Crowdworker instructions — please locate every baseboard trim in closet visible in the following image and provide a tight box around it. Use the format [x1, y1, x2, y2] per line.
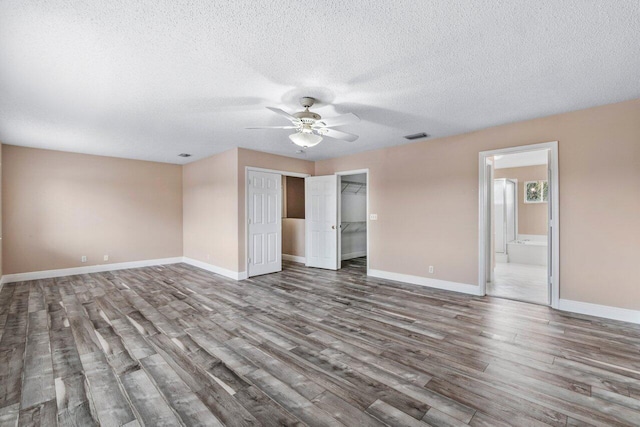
[282, 254, 306, 264]
[341, 251, 366, 260]
[368, 269, 482, 296]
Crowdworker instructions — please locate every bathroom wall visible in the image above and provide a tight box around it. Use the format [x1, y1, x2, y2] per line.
[495, 165, 548, 237]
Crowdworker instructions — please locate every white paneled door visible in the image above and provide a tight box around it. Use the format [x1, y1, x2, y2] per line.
[305, 175, 339, 270]
[248, 171, 281, 277]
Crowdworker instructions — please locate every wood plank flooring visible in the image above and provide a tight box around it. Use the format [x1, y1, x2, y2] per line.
[1, 257, 639, 426]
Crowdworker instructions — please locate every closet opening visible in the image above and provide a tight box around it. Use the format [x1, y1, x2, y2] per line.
[338, 171, 368, 271]
[282, 175, 306, 267]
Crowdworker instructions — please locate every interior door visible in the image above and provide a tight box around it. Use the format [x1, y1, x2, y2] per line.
[248, 170, 281, 277]
[305, 175, 339, 270]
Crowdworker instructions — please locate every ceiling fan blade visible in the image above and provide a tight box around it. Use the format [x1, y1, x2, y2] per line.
[320, 128, 359, 142]
[313, 112, 360, 128]
[265, 107, 299, 123]
[246, 125, 299, 129]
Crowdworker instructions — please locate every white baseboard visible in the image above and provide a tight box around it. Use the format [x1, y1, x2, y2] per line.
[0, 256, 249, 285]
[0, 257, 183, 284]
[182, 257, 247, 281]
[558, 299, 640, 324]
[368, 269, 482, 296]
[341, 251, 367, 261]
[282, 254, 306, 264]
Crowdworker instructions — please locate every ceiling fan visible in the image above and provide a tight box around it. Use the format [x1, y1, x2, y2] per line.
[247, 97, 360, 148]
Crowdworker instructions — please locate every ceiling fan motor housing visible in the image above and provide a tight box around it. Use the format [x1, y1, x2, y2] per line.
[293, 111, 321, 121]
[293, 96, 322, 122]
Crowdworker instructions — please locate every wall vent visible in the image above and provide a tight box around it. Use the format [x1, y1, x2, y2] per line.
[178, 153, 192, 157]
[403, 132, 429, 140]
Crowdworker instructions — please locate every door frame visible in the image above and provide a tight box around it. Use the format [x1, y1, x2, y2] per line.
[335, 169, 370, 274]
[245, 167, 311, 277]
[478, 141, 560, 308]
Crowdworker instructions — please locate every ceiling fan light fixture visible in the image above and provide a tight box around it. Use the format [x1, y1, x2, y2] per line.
[289, 132, 322, 148]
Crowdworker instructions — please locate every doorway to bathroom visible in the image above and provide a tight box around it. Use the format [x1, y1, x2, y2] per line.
[479, 142, 559, 307]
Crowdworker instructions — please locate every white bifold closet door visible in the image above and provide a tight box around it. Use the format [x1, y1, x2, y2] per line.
[305, 175, 339, 270]
[248, 170, 281, 277]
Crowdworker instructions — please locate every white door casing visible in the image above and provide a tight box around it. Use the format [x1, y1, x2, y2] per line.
[547, 149, 553, 306]
[248, 171, 281, 277]
[305, 175, 339, 270]
[478, 141, 560, 308]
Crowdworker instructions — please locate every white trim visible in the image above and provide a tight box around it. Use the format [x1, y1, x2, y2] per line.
[479, 141, 560, 309]
[369, 269, 482, 296]
[282, 254, 306, 263]
[245, 166, 312, 278]
[335, 169, 370, 275]
[558, 299, 640, 325]
[341, 251, 366, 261]
[246, 166, 309, 178]
[182, 257, 247, 280]
[0, 257, 183, 284]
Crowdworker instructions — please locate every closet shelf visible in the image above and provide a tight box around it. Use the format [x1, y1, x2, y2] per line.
[341, 181, 366, 194]
[341, 221, 367, 233]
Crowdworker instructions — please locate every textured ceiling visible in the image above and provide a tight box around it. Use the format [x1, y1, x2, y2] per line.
[1, 1, 639, 164]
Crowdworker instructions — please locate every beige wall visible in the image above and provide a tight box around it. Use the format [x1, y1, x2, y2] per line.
[3, 100, 639, 312]
[182, 148, 238, 271]
[2, 145, 183, 275]
[316, 99, 640, 310]
[0, 144, 2, 277]
[495, 165, 548, 236]
[285, 176, 305, 219]
[181, 147, 313, 273]
[237, 148, 314, 271]
[283, 218, 305, 257]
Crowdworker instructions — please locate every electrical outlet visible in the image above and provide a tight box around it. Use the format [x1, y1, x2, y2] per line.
[104, 255, 109, 261]
[81, 256, 87, 263]
[370, 214, 378, 220]
[429, 265, 434, 274]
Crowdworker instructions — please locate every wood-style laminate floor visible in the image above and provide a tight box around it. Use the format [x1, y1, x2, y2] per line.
[1, 258, 639, 426]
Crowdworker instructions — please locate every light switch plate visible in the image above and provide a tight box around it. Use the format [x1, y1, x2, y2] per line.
[370, 214, 378, 220]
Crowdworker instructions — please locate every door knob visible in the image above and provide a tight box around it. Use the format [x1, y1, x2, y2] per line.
[331, 225, 336, 229]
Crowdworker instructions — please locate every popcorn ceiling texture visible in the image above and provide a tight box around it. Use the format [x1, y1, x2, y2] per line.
[0, 1, 639, 163]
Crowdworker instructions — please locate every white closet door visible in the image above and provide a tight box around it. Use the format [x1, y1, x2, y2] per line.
[305, 175, 339, 270]
[248, 171, 281, 277]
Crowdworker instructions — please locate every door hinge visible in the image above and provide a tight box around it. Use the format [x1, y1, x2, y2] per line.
[248, 257, 251, 264]
[248, 218, 251, 224]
